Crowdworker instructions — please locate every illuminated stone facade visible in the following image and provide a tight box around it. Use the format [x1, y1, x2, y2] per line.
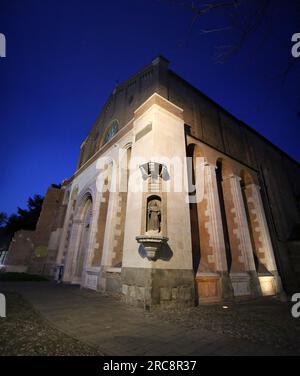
[6, 56, 300, 307]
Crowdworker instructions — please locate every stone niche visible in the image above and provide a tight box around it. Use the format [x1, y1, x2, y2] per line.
[136, 193, 169, 261]
[121, 267, 195, 309]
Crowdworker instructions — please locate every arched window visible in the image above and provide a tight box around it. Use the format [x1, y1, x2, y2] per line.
[103, 119, 119, 145]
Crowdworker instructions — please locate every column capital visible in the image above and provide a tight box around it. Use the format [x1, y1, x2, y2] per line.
[204, 161, 217, 169]
[244, 182, 261, 191]
[222, 174, 241, 182]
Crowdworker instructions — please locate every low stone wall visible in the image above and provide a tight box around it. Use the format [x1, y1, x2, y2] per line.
[5, 186, 67, 278]
[5, 230, 34, 272]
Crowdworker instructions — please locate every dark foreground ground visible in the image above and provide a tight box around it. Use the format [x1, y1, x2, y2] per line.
[0, 291, 102, 356]
[0, 281, 299, 356]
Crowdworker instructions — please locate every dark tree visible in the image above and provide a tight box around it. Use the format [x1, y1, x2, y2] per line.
[0, 212, 8, 228]
[3, 195, 44, 239]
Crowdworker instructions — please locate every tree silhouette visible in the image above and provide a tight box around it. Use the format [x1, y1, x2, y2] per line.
[2, 195, 44, 240]
[0, 212, 8, 228]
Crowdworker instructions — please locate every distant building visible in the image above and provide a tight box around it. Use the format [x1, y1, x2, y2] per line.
[5, 57, 300, 307]
[5, 185, 66, 275]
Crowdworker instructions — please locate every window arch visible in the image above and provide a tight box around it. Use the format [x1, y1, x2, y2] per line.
[103, 119, 119, 145]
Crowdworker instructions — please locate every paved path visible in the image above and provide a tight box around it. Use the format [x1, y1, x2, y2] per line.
[0, 282, 293, 356]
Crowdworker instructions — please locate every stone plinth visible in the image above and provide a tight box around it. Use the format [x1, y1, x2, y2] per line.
[121, 267, 195, 309]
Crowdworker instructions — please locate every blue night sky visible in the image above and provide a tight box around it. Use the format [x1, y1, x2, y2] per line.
[0, 0, 299, 215]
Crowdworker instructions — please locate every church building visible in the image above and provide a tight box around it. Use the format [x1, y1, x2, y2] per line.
[6, 56, 300, 308]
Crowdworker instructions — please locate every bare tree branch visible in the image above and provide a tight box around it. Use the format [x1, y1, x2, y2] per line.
[173, 0, 237, 46]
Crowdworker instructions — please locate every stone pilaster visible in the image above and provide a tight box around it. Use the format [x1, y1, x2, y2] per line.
[86, 206, 100, 266]
[56, 188, 78, 273]
[121, 93, 195, 309]
[63, 219, 82, 282]
[91, 179, 111, 268]
[222, 174, 260, 296]
[196, 163, 233, 301]
[203, 163, 229, 273]
[83, 194, 102, 290]
[244, 183, 282, 295]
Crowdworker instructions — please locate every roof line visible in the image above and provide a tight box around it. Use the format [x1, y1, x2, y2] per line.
[169, 69, 300, 168]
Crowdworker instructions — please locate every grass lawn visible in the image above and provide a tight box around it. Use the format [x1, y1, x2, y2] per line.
[0, 291, 102, 356]
[0, 272, 49, 282]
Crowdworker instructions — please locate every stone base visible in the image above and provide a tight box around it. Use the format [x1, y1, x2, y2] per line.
[249, 270, 262, 296]
[121, 267, 195, 309]
[71, 276, 82, 285]
[5, 265, 28, 273]
[41, 262, 57, 278]
[84, 269, 99, 290]
[258, 275, 276, 296]
[196, 273, 221, 303]
[230, 273, 250, 296]
[98, 267, 121, 293]
[196, 272, 234, 303]
[258, 270, 283, 297]
[64, 266, 121, 293]
[219, 271, 235, 300]
[230, 271, 261, 297]
[270, 270, 284, 295]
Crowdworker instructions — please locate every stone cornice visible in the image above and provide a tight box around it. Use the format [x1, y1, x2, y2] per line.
[72, 93, 184, 180]
[134, 92, 183, 121]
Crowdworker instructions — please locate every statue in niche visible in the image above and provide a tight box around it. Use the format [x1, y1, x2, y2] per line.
[147, 199, 161, 233]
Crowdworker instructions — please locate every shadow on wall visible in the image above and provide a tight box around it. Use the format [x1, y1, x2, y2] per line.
[138, 243, 173, 261]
